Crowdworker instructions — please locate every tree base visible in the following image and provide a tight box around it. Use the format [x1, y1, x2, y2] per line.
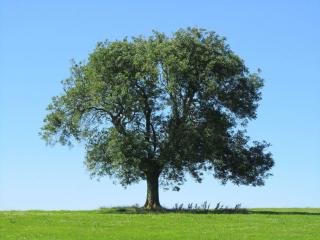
[143, 201, 162, 210]
[144, 172, 161, 210]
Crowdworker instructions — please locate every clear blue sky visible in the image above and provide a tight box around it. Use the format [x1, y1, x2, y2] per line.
[1, 0, 319, 210]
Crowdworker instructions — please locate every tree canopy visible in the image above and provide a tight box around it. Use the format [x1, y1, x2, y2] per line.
[41, 27, 274, 209]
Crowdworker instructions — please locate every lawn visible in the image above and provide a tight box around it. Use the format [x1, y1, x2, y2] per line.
[1, 208, 319, 240]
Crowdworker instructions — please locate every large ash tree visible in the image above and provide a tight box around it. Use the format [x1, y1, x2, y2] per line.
[41, 28, 274, 209]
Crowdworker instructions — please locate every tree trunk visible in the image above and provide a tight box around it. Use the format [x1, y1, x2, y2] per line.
[144, 172, 161, 209]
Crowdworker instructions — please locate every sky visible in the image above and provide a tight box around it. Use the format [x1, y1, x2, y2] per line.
[0, 0, 319, 210]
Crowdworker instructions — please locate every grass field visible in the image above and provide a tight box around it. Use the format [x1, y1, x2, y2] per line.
[1, 208, 319, 240]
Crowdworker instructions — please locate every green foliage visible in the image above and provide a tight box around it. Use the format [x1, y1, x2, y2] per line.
[41, 27, 274, 191]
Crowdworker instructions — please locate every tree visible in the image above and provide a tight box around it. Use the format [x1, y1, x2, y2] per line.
[41, 27, 274, 209]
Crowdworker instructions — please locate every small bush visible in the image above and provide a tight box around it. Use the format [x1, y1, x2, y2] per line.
[98, 202, 248, 214]
[171, 202, 248, 214]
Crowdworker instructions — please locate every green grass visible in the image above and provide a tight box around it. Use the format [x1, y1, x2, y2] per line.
[1, 208, 319, 239]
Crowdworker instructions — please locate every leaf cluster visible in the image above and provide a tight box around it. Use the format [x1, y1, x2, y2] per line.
[41, 27, 274, 189]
